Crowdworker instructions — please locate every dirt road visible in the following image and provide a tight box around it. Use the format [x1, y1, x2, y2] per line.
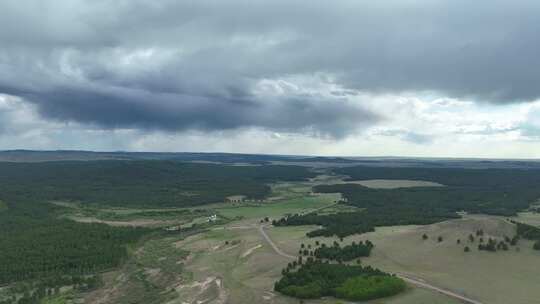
[258, 225, 296, 259]
[258, 224, 484, 304]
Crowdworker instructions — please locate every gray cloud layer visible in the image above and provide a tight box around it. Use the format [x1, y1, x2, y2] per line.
[1, 0, 539, 136]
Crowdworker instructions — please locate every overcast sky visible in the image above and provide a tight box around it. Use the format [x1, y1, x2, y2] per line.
[1, 0, 540, 158]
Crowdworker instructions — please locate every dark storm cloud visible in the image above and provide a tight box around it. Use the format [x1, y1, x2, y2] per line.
[0, 0, 539, 136]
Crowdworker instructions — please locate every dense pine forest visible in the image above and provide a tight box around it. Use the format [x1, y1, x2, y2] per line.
[0, 161, 316, 208]
[0, 161, 317, 303]
[275, 260, 405, 300]
[0, 217, 148, 284]
[276, 166, 540, 237]
[335, 166, 540, 215]
[312, 240, 374, 261]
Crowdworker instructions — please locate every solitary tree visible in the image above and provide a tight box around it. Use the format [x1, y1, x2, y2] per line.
[422, 234, 428, 240]
[437, 236, 443, 243]
[464, 246, 470, 252]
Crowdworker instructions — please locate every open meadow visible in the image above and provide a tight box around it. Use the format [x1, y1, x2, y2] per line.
[267, 214, 540, 304]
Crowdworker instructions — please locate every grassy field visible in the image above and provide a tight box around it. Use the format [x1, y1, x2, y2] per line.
[346, 179, 444, 189]
[170, 219, 462, 304]
[0, 200, 6, 212]
[512, 211, 540, 227]
[53, 201, 213, 228]
[211, 180, 341, 219]
[307, 174, 445, 189]
[214, 194, 339, 219]
[266, 215, 540, 304]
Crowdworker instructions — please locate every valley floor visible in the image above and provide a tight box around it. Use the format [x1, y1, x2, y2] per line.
[28, 178, 540, 304]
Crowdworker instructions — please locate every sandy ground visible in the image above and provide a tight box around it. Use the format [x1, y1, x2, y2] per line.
[67, 215, 178, 227]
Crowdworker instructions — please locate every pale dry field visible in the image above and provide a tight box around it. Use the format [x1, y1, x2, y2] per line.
[268, 215, 540, 304]
[175, 219, 462, 304]
[342, 179, 444, 189]
[512, 211, 540, 227]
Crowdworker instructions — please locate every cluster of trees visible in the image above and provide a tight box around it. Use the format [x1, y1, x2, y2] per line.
[477, 238, 509, 252]
[312, 241, 374, 262]
[423, 229, 520, 253]
[275, 259, 405, 301]
[334, 275, 407, 301]
[514, 221, 540, 250]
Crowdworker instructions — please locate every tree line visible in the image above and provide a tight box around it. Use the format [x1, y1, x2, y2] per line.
[513, 221, 540, 250]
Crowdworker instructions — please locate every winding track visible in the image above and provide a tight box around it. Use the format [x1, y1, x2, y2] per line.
[257, 224, 484, 304]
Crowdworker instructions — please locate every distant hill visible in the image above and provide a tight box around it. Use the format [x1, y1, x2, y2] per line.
[1, 150, 540, 169]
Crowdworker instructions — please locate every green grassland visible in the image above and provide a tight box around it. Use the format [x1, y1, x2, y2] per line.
[215, 193, 339, 219]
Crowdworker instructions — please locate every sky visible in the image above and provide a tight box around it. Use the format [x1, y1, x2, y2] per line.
[1, 0, 540, 158]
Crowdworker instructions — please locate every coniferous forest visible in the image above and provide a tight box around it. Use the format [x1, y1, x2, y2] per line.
[275, 259, 405, 301]
[0, 161, 317, 303]
[275, 166, 540, 237]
